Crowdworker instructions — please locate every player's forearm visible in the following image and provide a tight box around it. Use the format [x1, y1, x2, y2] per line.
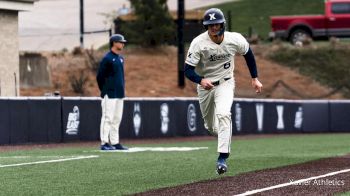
[243, 47, 258, 78]
[184, 63, 203, 84]
[96, 62, 108, 90]
[96, 73, 104, 90]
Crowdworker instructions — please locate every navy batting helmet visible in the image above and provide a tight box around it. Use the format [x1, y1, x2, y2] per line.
[109, 34, 127, 47]
[203, 8, 226, 35]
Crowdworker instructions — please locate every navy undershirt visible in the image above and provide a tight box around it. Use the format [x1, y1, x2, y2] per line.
[243, 47, 258, 78]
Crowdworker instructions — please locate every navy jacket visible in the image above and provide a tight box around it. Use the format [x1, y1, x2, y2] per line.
[96, 51, 125, 98]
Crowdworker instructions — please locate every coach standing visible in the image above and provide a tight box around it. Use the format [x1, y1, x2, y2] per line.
[96, 34, 128, 151]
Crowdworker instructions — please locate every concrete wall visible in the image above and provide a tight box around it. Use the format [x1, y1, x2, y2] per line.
[20, 53, 51, 88]
[0, 0, 37, 96]
[0, 10, 19, 96]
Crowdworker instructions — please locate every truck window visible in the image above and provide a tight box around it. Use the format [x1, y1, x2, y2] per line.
[331, 3, 350, 14]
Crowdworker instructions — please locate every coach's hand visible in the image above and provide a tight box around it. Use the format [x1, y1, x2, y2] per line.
[200, 78, 214, 90]
[252, 78, 263, 93]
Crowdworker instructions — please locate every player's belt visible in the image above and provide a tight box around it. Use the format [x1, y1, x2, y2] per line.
[212, 78, 231, 86]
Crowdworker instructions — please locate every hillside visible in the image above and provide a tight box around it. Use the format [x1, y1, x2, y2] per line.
[20, 45, 344, 99]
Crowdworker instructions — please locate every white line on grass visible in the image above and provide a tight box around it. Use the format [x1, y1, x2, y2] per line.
[89, 147, 209, 153]
[0, 155, 99, 168]
[0, 155, 86, 159]
[235, 168, 350, 196]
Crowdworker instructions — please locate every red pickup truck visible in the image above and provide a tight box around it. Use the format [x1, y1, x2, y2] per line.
[270, 0, 350, 44]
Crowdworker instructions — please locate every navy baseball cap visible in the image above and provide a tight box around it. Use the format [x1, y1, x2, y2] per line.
[110, 34, 127, 43]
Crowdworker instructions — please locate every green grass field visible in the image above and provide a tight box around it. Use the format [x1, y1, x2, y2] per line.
[0, 133, 349, 195]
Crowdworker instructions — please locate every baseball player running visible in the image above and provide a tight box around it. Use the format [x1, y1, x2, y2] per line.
[185, 8, 262, 174]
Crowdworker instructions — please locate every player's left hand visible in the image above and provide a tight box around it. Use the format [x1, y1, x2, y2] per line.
[251, 78, 262, 93]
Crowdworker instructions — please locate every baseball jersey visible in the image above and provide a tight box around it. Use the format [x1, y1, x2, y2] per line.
[185, 31, 249, 82]
[97, 51, 125, 98]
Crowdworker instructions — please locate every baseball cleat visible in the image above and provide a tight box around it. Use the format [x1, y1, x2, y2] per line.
[216, 158, 227, 175]
[100, 143, 116, 151]
[112, 143, 128, 150]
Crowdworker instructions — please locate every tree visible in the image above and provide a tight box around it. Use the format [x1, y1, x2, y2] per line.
[122, 0, 175, 47]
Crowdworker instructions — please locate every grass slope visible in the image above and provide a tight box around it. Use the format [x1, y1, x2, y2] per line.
[268, 45, 350, 97]
[210, 0, 324, 39]
[0, 134, 349, 195]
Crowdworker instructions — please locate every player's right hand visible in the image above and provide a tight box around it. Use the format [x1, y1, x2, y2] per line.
[251, 78, 263, 93]
[200, 78, 214, 90]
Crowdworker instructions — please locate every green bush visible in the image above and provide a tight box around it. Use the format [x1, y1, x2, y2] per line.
[122, 0, 175, 47]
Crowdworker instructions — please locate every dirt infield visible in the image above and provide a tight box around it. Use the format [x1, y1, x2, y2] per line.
[135, 154, 350, 196]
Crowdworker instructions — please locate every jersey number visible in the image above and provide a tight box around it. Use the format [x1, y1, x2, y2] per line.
[224, 62, 231, 69]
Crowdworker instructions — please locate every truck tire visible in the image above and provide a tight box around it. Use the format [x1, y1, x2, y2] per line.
[289, 29, 311, 45]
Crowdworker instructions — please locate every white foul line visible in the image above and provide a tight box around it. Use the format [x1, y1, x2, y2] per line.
[235, 168, 350, 196]
[109, 147, 209, 153]
[87, 147, 209, 153]
[0, 155, 99, 168]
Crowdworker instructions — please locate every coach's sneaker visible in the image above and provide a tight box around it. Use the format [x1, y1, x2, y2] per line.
[112, 143, 128, 150]
[216, 158, 227, 175]
[100, 143, 116, 151]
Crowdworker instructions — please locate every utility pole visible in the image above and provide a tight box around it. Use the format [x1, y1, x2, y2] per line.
[177, 0, 185, 87]
[80, 0, 84, 48]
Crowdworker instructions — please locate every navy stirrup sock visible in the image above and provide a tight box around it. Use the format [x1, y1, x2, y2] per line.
[218, 153, 229, 160]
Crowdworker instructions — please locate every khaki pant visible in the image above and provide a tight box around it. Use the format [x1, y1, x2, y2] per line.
[100, 95, 124, 145]
[197, 79, 234, 153]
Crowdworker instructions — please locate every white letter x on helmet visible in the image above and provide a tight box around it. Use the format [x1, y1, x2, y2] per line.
[203, 8, 226, 26]
[209, 13, 216, 20]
